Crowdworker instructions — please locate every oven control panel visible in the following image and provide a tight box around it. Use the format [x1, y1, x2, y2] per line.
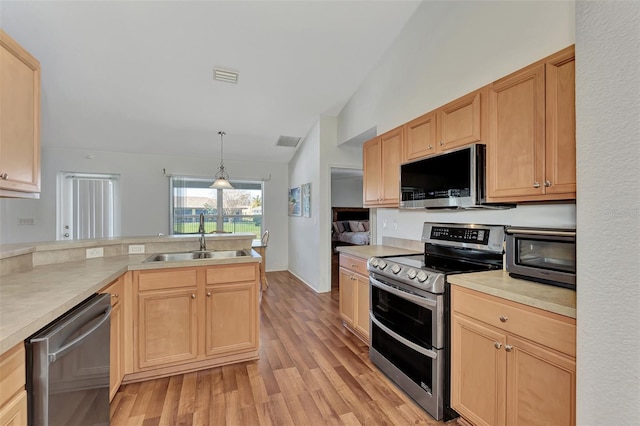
[367, 257, 445, 294]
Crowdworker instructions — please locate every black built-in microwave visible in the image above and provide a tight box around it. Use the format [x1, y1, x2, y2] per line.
[400, 144, 498, 209]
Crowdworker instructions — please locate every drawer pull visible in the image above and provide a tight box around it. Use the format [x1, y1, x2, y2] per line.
[191, 294, 196, 299]
[111, 293, 119, 298]
[499, 315, 508, 323]
[207, 292, 212, 297]
[351, 263, 356, 267]
[494, 342, 502, 349]
[505, 345, 513, 352]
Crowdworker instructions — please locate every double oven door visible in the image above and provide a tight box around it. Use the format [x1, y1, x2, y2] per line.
[369, 274, 444, 420]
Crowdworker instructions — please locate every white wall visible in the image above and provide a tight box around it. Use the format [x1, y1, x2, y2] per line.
[575, 1, 640, 424]
[331, 173, 363, 207]
[0, 146, 289, 272]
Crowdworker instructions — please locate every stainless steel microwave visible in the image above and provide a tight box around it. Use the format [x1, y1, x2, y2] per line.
[400, 144, 490, 209]
[505, 227, 576, 289]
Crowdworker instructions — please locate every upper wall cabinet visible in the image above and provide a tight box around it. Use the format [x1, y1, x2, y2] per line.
[363, 127, 403, 207]
[0, 30, 41, 198]
[487, 46, 575, 202]
[403, 88, 487, 163]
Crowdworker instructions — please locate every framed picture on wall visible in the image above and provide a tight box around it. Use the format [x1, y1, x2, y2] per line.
[301, 183, 311, 217]
[289, 186, 301, 216]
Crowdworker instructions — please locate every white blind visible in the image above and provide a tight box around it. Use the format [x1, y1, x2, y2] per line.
[70, 176, 116, 239]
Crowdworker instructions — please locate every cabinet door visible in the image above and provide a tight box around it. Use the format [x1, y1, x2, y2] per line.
[137, 289, 198, 369]
[488, 64, 545, 200]
[404, 112, 437, 161]
[362, 138, 382, 206]
[545, 47, 576, 196]
[451, 314, 507, 426]
[0, 30, 40, 195]
[439, 89, 484, 152]
[506, 335, 576, 426]
[353, 274, 370, 340]
[0, 391, 27, 426]
[204, 282, 258, 357]
[109, 302, 123, 400]
[379, 128, 402, 205]
[338, 267, 355, 326]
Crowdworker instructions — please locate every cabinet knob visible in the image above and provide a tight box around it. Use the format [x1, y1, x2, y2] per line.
[207, 292, 212, 297]
[533, 181, 541, 188]
[544, 180, 552, 187]
[351, 263, 356, 267]
[428, 144, 433, 149]
[0, 172, 7, 180]
[191, 294, 196, 299]
[494, 342, 502, 349]
[439, 140, 444, 146]
[505, 345, 513, 352]
[499, 315, 508, 323]
[112, 293, 119, 299]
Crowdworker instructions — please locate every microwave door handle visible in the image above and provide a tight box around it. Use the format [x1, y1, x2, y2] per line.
[370, 276, 437, 309]
[370, 314, 438, 359]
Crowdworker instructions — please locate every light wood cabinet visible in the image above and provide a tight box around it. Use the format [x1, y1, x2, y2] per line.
[129, 263, 259, 381]
[135, 269, 199, 370]
[204, 264, 258, 357]
[451, 285, 576, 426]
[363, 127, 402, 207]
[338, 253, 370, 342]
[403, 88, 486, 163]
[0, 344, 27, 426]
[99, 276, 125, 401]
[487, 46, 575, 202]
[0, 30, 40, 198]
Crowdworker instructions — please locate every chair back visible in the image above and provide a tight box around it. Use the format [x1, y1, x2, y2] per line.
[261, 230, 269, 246]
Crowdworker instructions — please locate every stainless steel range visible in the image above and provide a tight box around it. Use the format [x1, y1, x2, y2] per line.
[367, 222, 505, 421]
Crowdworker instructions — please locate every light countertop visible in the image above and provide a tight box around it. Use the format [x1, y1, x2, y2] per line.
[0, 250, 261, 354]
[448, 270, 576, 318]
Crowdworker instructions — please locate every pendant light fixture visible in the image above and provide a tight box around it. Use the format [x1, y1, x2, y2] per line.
[210, 131, 233, 189]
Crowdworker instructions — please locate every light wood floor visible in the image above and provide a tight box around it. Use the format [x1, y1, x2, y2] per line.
[110, 271, 447, 426]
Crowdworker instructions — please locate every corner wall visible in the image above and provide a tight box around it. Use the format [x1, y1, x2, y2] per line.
[575, 1, 640, 423]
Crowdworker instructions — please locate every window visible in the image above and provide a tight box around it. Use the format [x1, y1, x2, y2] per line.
[170, 177, 263, 238]
[57, 172, 121, 240]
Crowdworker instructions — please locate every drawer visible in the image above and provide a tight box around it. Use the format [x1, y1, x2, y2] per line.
[101, 276, 124, 307]
[138, 268, 197, 292]
[0, 344, 25, 408]
[339, 254, 368, 276]
[206, 264, 257, 285]
[452, 285, 576, 357]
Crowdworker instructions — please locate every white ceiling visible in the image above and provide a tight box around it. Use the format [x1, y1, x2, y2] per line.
[1, 1, 421, 163]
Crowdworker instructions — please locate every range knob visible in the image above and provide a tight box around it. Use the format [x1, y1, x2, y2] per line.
[406, 269, 417, 279]
[378, 260, 387, 270]
[416, 271, 428, 282]
[390, 264, 401, 274]
[370, 258, 379, 268]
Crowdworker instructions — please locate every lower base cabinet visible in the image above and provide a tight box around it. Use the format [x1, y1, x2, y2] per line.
[451, 285, 576, 426]
[0, 344, 27, 426]
[338, 253, 370, 342]
[128, 262, 260, 382]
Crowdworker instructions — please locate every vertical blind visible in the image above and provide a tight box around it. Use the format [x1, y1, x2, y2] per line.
[70, 175, 117, 239]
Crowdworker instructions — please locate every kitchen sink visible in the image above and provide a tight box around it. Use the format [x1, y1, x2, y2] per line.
[143, 250, 251, 263]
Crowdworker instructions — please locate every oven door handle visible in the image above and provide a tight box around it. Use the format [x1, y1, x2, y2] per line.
[370, 313, 438, 359]
[370, 276, 437, 309]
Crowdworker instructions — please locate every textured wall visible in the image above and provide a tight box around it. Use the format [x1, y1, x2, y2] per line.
[576, 1, 640, 424]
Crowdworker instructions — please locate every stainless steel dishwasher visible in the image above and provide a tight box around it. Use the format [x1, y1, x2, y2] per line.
[26, 293, 111, 426]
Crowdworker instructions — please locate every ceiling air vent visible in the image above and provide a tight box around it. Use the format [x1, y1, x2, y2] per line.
[276, 136, 301, 148]
[213, 68, 238, 84]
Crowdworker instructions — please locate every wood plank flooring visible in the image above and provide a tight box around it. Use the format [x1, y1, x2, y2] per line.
[110, 271, 448, 426]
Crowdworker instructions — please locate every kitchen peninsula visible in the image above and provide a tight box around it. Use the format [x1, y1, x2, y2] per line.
[0, 233, 262, 415]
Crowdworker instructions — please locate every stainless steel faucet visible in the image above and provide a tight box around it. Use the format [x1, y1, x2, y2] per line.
[198, 213, 206, 251]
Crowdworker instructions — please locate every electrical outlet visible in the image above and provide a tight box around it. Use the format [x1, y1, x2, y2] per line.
[128, 244, 145, 254]
[86, 247, 104, 259]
